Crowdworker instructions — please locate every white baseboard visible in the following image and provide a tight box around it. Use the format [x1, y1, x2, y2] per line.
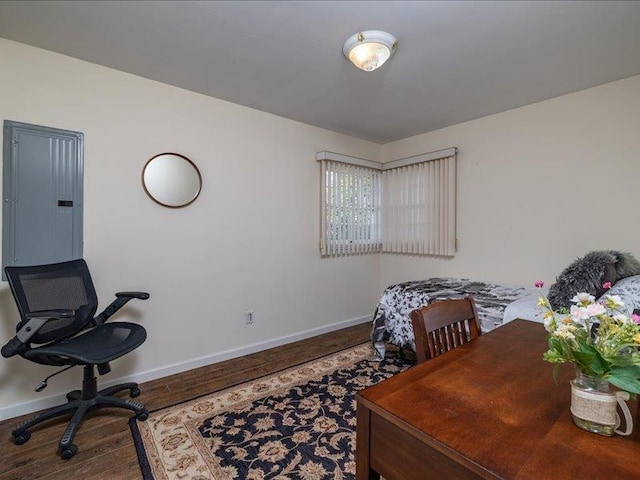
[0, 315, 371, 421]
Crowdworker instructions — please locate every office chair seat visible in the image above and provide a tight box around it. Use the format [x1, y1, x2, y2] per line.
[24, 322, 147, 365]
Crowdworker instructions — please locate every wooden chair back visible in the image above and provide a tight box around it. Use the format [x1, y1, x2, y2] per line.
[410, 297, 482, 363]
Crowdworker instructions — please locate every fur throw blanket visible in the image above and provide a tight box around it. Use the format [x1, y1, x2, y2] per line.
[547, 250, 640, 309]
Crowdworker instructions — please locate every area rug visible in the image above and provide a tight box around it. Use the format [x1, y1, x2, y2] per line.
[130, 343, 411, 480]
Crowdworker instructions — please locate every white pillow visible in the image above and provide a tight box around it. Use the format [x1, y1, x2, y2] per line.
[602, 275, 640, 315]
[503, 289, 547, 324]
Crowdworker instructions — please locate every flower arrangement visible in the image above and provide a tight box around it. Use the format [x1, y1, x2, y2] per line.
[536, 281, 640, 395]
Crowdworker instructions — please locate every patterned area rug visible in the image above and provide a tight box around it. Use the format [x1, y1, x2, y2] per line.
[130, 343, 411, 480]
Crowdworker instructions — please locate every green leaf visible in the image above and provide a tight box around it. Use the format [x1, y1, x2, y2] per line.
[569, 342, 609, 376]
[548, 337, 563, 352]
[605, 355, 633, 368]
[589, 350, 609, 376]
[572, 350, 595, 371]
[610, 365, 640, 377]
[578, 342, 598, 355]
[543, 350, 565, 363]
[608, 370, 640, 395]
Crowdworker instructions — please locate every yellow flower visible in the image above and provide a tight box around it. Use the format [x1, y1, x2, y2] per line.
[537, 297, 549, 308]
[633, 333, 640, 344]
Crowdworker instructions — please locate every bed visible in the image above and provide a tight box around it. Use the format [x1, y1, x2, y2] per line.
[371, 277, 542, 359]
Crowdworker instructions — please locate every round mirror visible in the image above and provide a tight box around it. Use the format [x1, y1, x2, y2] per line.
[142, 153, 202, 208]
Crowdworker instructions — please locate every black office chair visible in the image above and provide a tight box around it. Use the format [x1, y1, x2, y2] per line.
[1, 259, 149, 459]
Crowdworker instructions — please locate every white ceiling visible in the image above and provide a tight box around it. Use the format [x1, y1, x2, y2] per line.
[1, 1, 639, 144]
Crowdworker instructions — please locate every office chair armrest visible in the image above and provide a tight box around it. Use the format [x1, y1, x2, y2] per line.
[116, 291, 150, 300]
[1, 309, 74, 358]
[94, 291, 150, 325]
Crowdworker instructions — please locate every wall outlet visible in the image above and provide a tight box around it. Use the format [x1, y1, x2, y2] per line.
[245, 310, 254, 325]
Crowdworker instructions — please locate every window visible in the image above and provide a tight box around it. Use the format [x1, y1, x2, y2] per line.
[381, 155, 456, 256]
[318, 148, 456, 257]
[319, 160, 381, 256]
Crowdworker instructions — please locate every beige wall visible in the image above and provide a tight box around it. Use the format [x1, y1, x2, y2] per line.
[0, 39, 382, 418]
[380, 74, 640, 289]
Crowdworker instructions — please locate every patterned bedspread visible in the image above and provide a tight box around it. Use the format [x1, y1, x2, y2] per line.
[371, 277, 530, 359]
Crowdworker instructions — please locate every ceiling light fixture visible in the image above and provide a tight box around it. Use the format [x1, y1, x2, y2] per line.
[342, 30, 398, 72]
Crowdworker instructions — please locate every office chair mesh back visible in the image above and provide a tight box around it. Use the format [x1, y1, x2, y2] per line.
[6, 260, 98, 345]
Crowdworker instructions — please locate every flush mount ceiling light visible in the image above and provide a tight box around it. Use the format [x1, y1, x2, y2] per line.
[342, 30, 398, 72]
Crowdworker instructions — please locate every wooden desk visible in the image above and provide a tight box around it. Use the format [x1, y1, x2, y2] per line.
[356, 320, 640, 480]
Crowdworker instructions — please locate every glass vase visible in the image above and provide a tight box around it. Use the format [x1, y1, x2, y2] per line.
[570, 370, 617, 436]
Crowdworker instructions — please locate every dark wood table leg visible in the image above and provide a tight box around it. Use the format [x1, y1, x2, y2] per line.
[356, 401, 380, 480]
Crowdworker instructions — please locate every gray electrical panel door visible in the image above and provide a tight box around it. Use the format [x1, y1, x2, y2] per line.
[2, 121, 84, 277]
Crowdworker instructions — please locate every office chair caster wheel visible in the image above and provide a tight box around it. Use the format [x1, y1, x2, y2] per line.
[61, 444, 77, 459]
[13, 431, 31, 445]
[130, 387, 141, 398]
[137, 411, 149, 421]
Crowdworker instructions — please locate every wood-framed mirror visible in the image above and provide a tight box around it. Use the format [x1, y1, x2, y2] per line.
[142, 153, 202, 208]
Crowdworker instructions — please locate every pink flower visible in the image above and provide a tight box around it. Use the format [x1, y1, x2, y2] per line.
[602, 282, 612, 289]
[534, 281, 544, 288]
[632, 313, 640, 325]
[585, 303, 606, 317]
[571, 305, 588, 321]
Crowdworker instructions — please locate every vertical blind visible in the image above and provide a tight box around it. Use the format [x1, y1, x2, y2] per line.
[319, 149, 456, 257]
[381, 155, 456, 256]
[320, 160, 381, 256]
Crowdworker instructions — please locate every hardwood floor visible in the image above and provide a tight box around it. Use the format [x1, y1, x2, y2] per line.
[0, 323, 371, 480]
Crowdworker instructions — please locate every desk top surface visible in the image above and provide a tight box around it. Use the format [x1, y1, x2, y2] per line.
[357, 320, 640, 480]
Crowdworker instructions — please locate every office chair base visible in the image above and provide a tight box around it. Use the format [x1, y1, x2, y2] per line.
[11, 367, 148, 459]
[65, 383, 140, 402]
